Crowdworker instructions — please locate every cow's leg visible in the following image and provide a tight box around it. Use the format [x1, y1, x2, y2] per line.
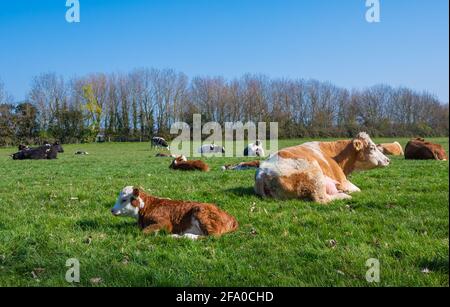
[342, 181, 361, 194]
[142, 222, 173, 235]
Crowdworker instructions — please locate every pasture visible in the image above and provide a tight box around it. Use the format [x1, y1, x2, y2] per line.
[0, 138, 448, 287]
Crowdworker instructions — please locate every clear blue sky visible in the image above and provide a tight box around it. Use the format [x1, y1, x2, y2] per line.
[0, 0, 448, 102]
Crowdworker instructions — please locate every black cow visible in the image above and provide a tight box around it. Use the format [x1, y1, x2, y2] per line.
[11, 142, 64, 160]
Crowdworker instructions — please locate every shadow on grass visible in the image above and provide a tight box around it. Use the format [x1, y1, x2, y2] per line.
[75, 219, 102, 231]
[226, 186, 255, 197]
[75, 219, 137, 232]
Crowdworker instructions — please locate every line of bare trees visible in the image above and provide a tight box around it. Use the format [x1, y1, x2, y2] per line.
[0, 69, 448, 146]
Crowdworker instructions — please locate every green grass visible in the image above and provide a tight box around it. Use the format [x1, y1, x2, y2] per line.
[0, 138, 448, 287]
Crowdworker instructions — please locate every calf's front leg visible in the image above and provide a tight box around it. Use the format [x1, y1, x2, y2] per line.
[142, 222, 173, 235]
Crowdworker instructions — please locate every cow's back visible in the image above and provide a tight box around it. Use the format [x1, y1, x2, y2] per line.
[276, 142, 347, 183]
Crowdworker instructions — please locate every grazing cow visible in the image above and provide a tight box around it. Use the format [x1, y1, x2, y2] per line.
[170, 156, 210, 172]
[75, 151, 89, 155]
[222, 160, 261, 171]
[255, 132, 390, 204]
[244, 140, 265, 157]
[11, 142, 64, 160]
[151, 137, 170, 150]
[377, 142, 404, 156]
[111, 186, 238, 239]
[405, 138, 447, 161]
[198, 144, 225, 154]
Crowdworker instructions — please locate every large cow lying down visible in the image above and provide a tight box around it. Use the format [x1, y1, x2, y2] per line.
[11, 142, 64, 160]
[255, 132, 390, 204]
[111, 187, 238, 239]
[377, 142, 404, 156]
[405, 138, 447, 161]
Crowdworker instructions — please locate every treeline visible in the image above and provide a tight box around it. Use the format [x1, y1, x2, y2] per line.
[0, 69, 448, 146]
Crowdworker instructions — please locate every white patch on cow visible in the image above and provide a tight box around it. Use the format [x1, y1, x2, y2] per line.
[138, 197, 145, 209]
[183, 216, 206, 236]
[111, 186, 139, 219]
[259, 157, 315, 178]
[303, 142, 330, 167]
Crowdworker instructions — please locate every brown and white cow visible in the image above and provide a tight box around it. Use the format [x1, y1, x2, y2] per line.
[405, 138, 448, 161]
[255, 132, 390, 204]
[377, 142, 404, 156]
[170, 155, 210, 172]
[111, 186, 238, 240]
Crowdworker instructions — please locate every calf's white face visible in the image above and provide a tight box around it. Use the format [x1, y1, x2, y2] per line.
[111, 186, 139, 219]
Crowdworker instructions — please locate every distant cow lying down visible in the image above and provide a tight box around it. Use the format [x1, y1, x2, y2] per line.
[222, 160, 260, 171]
[405, 138, 447, 161]
[199, 144, 225, 154]
[377, 142, 404, 156]
[111, 186, 238, 239]
[255, 132, 390, 204]
[11, 142, 64, 160]
[170, 156, 210, 172]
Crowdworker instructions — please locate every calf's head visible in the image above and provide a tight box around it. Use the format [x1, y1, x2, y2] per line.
[170, 155, 188, 168]
[111, 186, 144, 219]
[353, 132, 390, 170]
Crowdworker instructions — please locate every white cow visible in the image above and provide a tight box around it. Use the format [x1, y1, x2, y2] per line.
[244, 140, 265, 157]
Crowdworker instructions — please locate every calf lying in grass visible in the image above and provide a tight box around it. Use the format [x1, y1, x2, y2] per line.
[111, 186, 238, 240]
[222, 160, 260, 171]
[169, 155, 210, 172]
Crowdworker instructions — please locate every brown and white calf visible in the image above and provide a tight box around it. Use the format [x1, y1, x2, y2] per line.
[255, 132, 390, 204]
[377, 142, 404, 156]
[111, 186, 238, 239]
[170, 155, 210, 172]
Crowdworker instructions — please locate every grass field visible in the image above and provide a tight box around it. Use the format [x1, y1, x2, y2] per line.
[0, 138, 448, 287]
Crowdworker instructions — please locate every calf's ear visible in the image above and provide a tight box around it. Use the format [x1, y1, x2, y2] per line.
[353, 139, 364, 152]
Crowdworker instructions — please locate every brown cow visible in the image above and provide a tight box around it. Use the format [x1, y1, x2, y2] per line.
[377, 142, 404, 156]
[405, 138, 447, 161]
[169, 155, 210, 172]
[255, 132, 390, 204]
[111, 186, 238, 239]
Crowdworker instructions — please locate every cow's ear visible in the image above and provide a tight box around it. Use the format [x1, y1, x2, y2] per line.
[132, 188, 140, 198]
[353, 139, 364, 152]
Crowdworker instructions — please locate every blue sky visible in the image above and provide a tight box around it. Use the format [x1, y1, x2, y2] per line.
[0, 0, 448, 102]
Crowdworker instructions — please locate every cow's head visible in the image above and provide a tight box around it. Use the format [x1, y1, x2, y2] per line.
[111, 186, 143, 218]
[169, 155, 188, 168]
[353, 132, 390, 170]
[53, 142, 64, 153]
